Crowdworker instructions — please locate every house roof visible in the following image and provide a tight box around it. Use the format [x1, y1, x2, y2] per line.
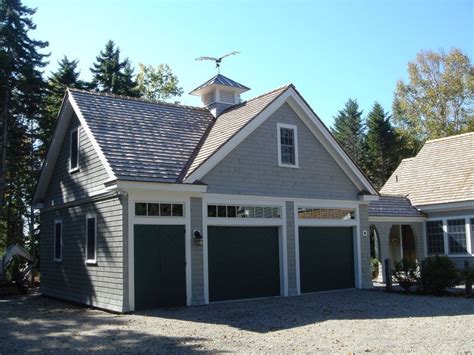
[184, 85, 290, 178]
[368, 195, 425, 218]
[189, 74, 250, 95]
[381, 132, 474, 206]
[69, 89, 215, 183]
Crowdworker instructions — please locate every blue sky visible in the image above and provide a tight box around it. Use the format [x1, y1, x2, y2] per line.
[25, 0, 473, 127]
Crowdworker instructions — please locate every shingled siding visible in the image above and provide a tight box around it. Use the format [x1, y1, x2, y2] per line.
[44, 114, 110, 207]
[202, 103, 359, 200]
[190, 197, 205, 305]
[358, 204, 373, 288]
[40, 195, 125, 312]
[285, 201, 297, 296]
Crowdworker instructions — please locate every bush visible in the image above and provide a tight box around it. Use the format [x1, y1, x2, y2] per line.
[393, 258, 419, 291]
[371, 258, 379, 279]
[419, 256, 460, 295]
[461, 264, 474, 296]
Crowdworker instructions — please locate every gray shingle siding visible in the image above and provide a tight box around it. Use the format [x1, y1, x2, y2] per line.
[202, 103, 359, 199]
[358, 204, 372, 288]
[285, 201, 297, 295]
[190, 197, 205, 305]
[44, 114, 110, 207]
[40, 195, 125, 312]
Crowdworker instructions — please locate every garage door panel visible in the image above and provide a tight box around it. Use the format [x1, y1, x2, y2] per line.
[299, 227, 355, 293]
[134, 225, 186, 309]
[208, 226, 280, 302]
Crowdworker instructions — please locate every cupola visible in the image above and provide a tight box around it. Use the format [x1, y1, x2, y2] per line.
[189, 74, 250, 117]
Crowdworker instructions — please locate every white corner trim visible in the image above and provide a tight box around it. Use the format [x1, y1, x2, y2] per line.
[68, 93, 116, 181]
[277, 123, 299, 168]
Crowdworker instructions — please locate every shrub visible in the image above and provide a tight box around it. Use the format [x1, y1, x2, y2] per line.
[419, 256, 460, 295]
[461, 264, 474, 296]
[371, 258, 379, 279]
[393, 258, 419, 291]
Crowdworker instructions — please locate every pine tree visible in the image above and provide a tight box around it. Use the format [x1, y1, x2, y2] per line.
[331, 99, 365, 167]
[90, 40, 138, 96]
[364, 102, 400, 189]
[42, 56, 84, 153]
[0, 0, 48, 249]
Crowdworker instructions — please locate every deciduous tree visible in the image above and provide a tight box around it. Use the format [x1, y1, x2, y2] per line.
[136, 63, 183, 101]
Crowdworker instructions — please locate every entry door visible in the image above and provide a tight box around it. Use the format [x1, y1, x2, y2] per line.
[208, 226, 280, 302]
[299, 227, 355, 293]
[134, 225, 186, 309]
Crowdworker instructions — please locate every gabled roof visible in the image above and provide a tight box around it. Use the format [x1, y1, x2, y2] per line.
[185, 85, 290, 178]
[189, 74, 250, 95]
[381, 132, 474, 206]
[368, 195, 425, 218]
[69, 89, 214, 183]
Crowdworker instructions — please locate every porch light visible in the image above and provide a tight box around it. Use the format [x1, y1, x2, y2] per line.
[193, 230, 203, 246]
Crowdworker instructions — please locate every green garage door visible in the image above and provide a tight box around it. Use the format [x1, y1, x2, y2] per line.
[299, 227, 355, 293]
[208, 226, 280, 302]
[134, 225, 186, 310]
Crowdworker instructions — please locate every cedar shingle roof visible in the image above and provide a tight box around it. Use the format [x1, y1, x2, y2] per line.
[368, 195, 424, 217]
[381, 132, 474, 206]
[69, 86, 288, 183]
[184, 85, 290, 178]
[69, 89, 214, 183]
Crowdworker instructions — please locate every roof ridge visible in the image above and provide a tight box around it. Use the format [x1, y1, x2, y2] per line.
[67, 88, 209, 111]
[242, 83, 292, 104]
[379, 194, 410, 199]
[425, 131, 474, 144]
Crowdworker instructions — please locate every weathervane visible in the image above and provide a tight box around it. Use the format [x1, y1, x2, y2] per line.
[195, 51, 240, 74]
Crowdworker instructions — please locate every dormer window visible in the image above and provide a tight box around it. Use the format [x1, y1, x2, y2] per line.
[70, 127, 79, 172]
[277, 123, 299, 168]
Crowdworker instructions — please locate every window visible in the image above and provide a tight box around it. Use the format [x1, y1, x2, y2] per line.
[207, 204, 281, 218]
[134, 202, 184, 217]
[86, 214, 97, 264]
[447, 219, 467, 254]
[54, 220, 62, 262]
[426, 220, 444, 255]
[298, 208, 355, 220]
[277, 123, 298, 167]
[69, 127, 79, 172]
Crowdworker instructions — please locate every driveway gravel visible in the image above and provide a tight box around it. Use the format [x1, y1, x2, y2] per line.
[0, 290, 472, 353]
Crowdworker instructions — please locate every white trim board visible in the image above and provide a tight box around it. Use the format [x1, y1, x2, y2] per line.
[184, 86, 377, 196]
[369, 216, 426, 223]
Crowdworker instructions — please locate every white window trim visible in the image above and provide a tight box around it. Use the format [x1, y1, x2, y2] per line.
[53, 219, 63, 262]
[85, 213, 97, 264]
[69, 127, 80, 173]
[426, 215, 474, 257]
[277, 123, 299, 168]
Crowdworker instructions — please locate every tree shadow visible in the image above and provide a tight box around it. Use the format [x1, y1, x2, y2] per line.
[138, 289, 474, 334]
[0, 295, 209, 353]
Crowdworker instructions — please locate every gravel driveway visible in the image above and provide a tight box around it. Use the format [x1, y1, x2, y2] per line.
[0, 290, 472, 353]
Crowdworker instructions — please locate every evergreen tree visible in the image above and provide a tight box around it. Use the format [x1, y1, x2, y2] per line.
[0, 0, 48, 250]
[42, 56, 84, 153]
[331, 99, 365, 167]
[90, 40, 138, 96]
[364, 102, 400, 189]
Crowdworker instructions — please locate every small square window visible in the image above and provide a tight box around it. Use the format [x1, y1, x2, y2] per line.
[217, 205, 227, 218]
[172, 204, 183, 217]
[227, 206, 237, 218]
[135, 203, 147, 216]
[208, 205, 217, 217]
[160, 203, 172, 216]
[148, 203, 160, 216]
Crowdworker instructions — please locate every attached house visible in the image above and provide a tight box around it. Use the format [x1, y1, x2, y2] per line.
[369, 132, 474, 278]
[33, 73, 381, 312]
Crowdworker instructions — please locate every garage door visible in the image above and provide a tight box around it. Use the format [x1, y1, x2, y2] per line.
[208, 226, 280, 302]
[134, 225, 186, 309]
[299, 227, 355, 293]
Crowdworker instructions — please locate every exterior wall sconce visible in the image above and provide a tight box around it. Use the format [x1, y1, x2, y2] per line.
[193, 230, 203, 246]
